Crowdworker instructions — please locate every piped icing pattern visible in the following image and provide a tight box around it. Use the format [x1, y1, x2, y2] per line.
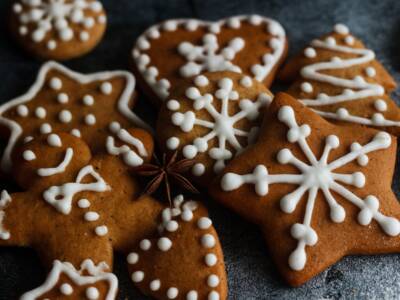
[0, 191, 12, 240]
[20, 259, 117, 300]
[132, 15, 286, 100]
[221, 105, 400, 271]
[12, 0, 106, 51]
[127, 195, 225, 300]
[0, 61, 151, 173]
[294, 24, 400, 128]
[165, 74, 272, 177]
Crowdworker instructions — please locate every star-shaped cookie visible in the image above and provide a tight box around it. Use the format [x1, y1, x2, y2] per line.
[209, 92, 400, 286]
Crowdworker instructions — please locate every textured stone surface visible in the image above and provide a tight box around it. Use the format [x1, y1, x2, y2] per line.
[0, 0, 400, 299]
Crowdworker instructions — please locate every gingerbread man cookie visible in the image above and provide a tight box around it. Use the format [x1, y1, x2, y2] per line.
[127, 195, 227, 300]
[131, 15, 287, 105]
[9, 0, 107, 60]
[0, 61, 151, 173]
[0, 131, 162, 298]
[279, 24, 400, 136]
[210, 92, 400, 286]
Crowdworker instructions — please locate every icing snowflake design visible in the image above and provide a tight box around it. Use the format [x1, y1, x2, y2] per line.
[299, 24, 400, 127]
[13, 0, 106, 50]
[221, 105, 400, 271]
[177, 33, 244, 77]
[166, 75, 271, 176]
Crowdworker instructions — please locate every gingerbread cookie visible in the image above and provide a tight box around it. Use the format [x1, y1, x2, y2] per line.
[131, 15, 287, 105]
[279, 24, 400, 136]
[9, 0, 107, 60]
[127, 195, 227, 300]
[209, 92, 400, 286]
[156, 71, 273, 186]
[0, 61, 151, 173]
[0, 132, 163, 298]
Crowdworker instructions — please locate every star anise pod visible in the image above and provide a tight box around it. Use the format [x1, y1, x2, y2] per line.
[132, 151, 199, 205]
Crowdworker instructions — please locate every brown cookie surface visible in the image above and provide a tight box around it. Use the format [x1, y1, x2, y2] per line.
[156, 71, 273, 186]
[209, 92, 400, 286]
[279, 24, 400, 136]
[131, 15, 287, 105]
[9, 0, 107, 60]
[127, 195, 227, 300]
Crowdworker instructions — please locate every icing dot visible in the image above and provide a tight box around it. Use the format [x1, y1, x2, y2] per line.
[185, 20, 199, 31]
[40, 123, 52, 134]
[345, 36, 354, 45]
[35, 107, 46, 119]
[166, 137, 179, 150]
[207, 274, 220, 287]
[13, 3, 22, 13]
[167, 100, 180, 111]
[84, 17, 95, 28]
[163, 20, 178, 31]
[80, 31, 90, 41]
[201, 234, 216, 248]
[85, 114, 96, 125]
[249, 15, 262, 26]
[334, 23, 349, 35]
[149, 279, 161, 291]
[304, 47, 316, 58]
[98, 15, 107, 24]
[140, 239, 151, 250]
[70, 129, 81, 138]
[100, 82, 112, 95]
[47, 134, 62, 147]
[194, 75, 209, 87]
[192, 163, 205, 176]
[60, 283, 73, 295]
[49, 77, 62, 90]
[131, 271, 144, 283]
[181, 210, 193, 221]
[57, 93, 69, 104]
[157, 237, 172, 251]
[197, 217, 212, 229]
[374, 99, 387, 112]
[83, 95, 95, 106]
[365, 67, 376, 77]
[186, 290, 198, 300]
[19, 26, 28, 35]
[208, 291, 220, 300]
[24, 136, 34, 143]
[95, 225, 108, 236]
[301, 82, 313, 93]
[86, 287, 99, 300]
[59, 110, 72, 123]
[84, 211, 100, 221]
[240, 76, 253, 88]
[23, 150, 36, 161]
[17, 105, 29, 117]
[227, 17, 241, 29]
[127, 252, 139, 264]
[325, 36, 336, 46]
[167, 287, 179, 299]
[205, 253, 217, 266]
[47, 40, 57, 50]
[78, 198, 90, 208]
[165, 220, 179, 232]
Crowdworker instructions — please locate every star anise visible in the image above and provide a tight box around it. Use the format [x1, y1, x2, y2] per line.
[132, 151, 199, 205]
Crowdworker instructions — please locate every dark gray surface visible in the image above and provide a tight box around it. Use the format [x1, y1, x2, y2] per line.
[1, 0, 400, 299]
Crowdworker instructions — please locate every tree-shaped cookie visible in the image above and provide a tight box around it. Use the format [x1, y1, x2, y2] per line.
[157, 71, 273, 186]
[127, 195, 227, 300]
[0, 61, 151, 173]
[209, 92, 400, 286]
[9, 0, 107, 60]
[131, 15, 287, 105]
[0, 131, 162, 298]
[279, 24, 400, 136]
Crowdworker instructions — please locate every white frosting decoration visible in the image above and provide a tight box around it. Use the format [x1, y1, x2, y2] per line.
[167, 287, 179, 299]
[167, 75, 271, 176]
[298, 24, 400, 128]
[43, 165, 110, 214]
[0, 61, 152, 173]
[106, 122, 148, 167]
[221, 105, 400, 271]
[83, 94, 95, 106]
[78, 198, 90, 208]
[23, 150, 36, 161]
[304, 47, 316, 58]
[35, 106, 46, 118]
[95, 225, 108, 236]
[59, 109, 72, 123]
[47, 133, 62, 147]
[57, 92, 69, 103]
[84, 211, 99, 221]
[85, 114, 96, 125]
[13, 0, 105, 50]
[24, 136, 34, 143]
[20, 259, 117, 300]
[132, 15, 286, 100]
[100, 82, 113, 95]
[150, 279, 161, 291]
[0, 191, 12, 240]
[71, 128, 81, 137]
[37, 147, 73, 176]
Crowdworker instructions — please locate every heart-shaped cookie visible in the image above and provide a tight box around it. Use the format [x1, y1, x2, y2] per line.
[131, 15, 287, 105]
[127, 195, 227, 300]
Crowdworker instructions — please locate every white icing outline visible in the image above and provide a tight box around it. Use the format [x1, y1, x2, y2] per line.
[0, 61, 152, 173]
[20, 259, 118, 300]
[0, 190, 12, 240]
[221, 105, 400, 271]
[132, 15, 286, 100]
[37, 147, 73, 176]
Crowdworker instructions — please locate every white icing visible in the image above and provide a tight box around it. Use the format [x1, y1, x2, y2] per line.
[149, 279, 161, 291]
[57, 93, 69, 103]
[0, 191, 12, 240]
[83, 95, 95, 106]
[95, 225, 108, 236]
[35, 106, 46, 119]
[84, 114, 96, 125]
[59, 109, 72, 123]
[334, 23, 349, 35]
[157, 237, 172, 251]
[221, 105, 400, 271]
[187, 290, 198, 300]
[201, 234, 216, 248]
[100, 82, 113, 95]
[166, 137, 180, 150]
[20, 259, 117, 300]
[17, 104, 29, 117]
[24, 136, 34, 143]
[240, 76, 252, 88]
[37, 147, 73, 177]
[50, 77, 62, 90]
[133, 15, 286, 100]
[169, 76, 271, 175]
[43, 165, 110, 214]
[47, 133, 62, 147]
[140, 239, 151, 250]
[78, 198, 90, 208]
[374, 99, 387, 112]
[197, 217, 212, 229]
[207, 274, 219, 287]
[84, 211, 99, 221]
[131, 271, 144, 283]
[205, 253, 217, 266]
[304, 47, 316, 58]
[127, 252, 139, 264]
[23, 150, 36, 161]
[71, 128, 81, 137]
[208, 291, 220, 300]
[0, 61, 152, 173]
[167, 287, 179, 299]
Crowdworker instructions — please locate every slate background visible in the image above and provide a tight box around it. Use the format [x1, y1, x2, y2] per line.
[1, 0, 400, 299]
